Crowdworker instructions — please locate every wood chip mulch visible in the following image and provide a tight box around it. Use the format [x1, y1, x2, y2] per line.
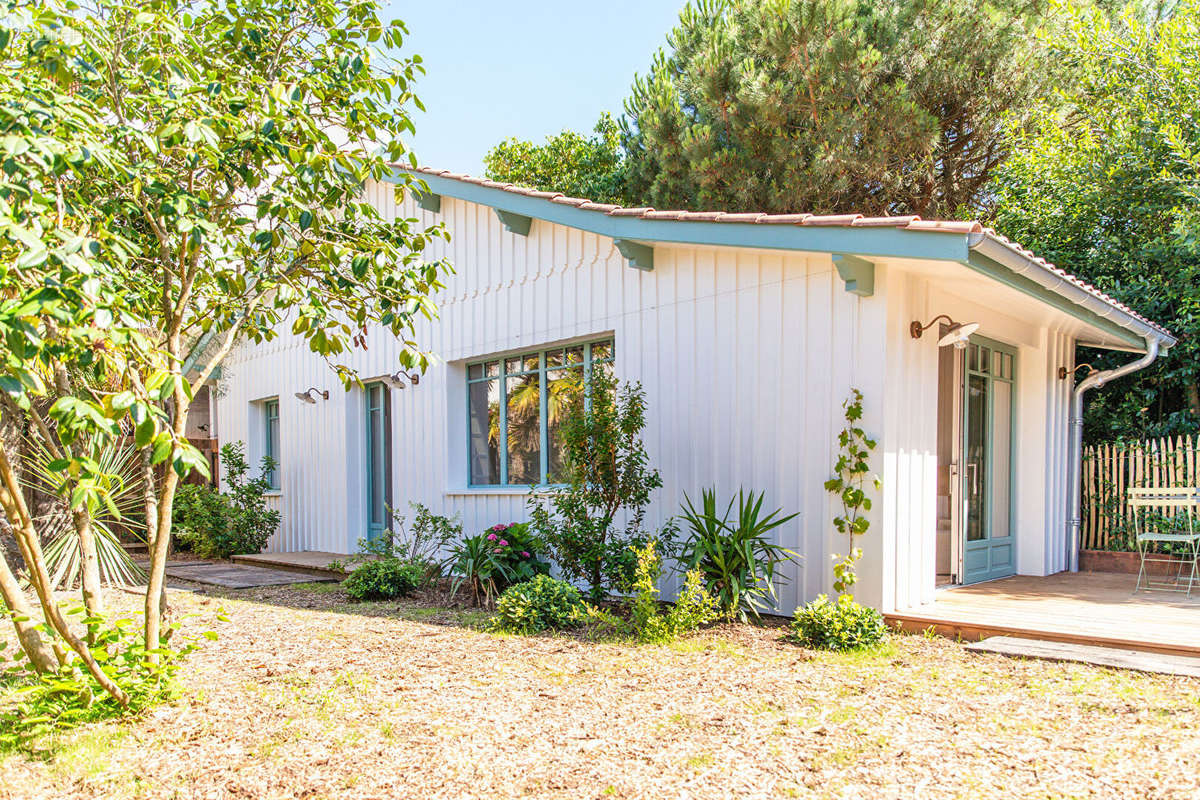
[3, 583, 1200, 800]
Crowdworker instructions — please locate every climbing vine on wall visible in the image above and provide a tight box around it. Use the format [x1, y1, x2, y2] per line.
[825, 389, 881, 596]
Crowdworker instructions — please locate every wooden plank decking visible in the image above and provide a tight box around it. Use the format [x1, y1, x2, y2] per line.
[230, 551, 351, 579]
[885, 572, 1200, 657]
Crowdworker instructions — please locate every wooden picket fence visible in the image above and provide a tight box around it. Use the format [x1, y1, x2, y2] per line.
[1082, 435, 1200, 550]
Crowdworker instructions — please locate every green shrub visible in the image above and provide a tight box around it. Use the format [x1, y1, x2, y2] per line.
[173, 442, 280, 558]
[334, 503, 461, 584]
[343, 558, 425, 601]
[0, 609, 201, 754]
[528, 369, 676, 601]
[445, 523, 550, 607]
[678, 488, 798, 621]
[786, 594, 887, 651]
[628, 540, 717, 644]
[490, 574, 588, 635]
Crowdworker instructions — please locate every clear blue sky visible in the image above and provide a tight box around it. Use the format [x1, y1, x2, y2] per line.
[388, 1, 687, 175]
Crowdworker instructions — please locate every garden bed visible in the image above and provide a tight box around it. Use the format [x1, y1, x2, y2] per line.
[3, 582, 1199, 799]
[1080, 548, 1196, 576]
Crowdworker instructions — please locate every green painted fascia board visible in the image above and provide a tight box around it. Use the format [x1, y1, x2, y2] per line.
[387, 169, 971, 262]
[962, 251, 1144, 350]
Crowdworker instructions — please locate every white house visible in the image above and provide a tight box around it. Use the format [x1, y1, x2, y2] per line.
[212, 166, 1176, 614]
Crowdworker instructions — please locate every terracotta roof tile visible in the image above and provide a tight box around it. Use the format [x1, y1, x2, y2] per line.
[906, 219, 984, 234]
[716, 212, 767, 223]
[852, 215, 921, 227]
[801, 214, 863, 226]
[759, 214, 813, 224]
[550, 196, 590, 207]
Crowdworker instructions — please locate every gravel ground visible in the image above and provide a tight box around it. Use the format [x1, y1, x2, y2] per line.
[3, 582, 1200, 800]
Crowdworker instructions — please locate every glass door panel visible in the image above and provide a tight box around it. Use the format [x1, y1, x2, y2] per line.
[961, 338, 1016, 584]
[965, 373, 988, 543]
[365, 382, 392, 542]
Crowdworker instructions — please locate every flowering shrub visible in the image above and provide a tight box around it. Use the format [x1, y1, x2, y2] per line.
[484, 522, 550, 583]
[445, 522, 550, 607]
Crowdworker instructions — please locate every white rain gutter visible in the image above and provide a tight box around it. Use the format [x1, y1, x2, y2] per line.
[1065, 338, 1163, 571]
[967, 233, 1176, 573]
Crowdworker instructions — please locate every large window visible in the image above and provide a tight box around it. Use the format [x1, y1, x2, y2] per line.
[467, 338, 614, 487]
[263, 398, 280, 490]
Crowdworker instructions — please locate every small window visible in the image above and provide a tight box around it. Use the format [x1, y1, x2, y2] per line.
[467, 338, 614, 486]
[264, 398, 280, 490]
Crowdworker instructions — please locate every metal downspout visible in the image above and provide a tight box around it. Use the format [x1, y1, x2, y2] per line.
[1066, 337, 1162, 571]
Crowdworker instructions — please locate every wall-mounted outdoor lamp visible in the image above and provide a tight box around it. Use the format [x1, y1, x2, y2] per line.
[295, 387, 329, 404]
[910, 314, 980, 350]
[1058, 363, 1095, 380]
[384, 370, 421, 390]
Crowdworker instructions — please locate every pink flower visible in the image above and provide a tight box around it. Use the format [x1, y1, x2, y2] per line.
[486, 533, 497, 541]
[499, 540, 508, 547]
[521, 551, 530, 558]
[493, 547, 503, 554]
[491, 524, 507, 531]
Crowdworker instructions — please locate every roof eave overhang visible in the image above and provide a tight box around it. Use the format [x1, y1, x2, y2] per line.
[387, 168, 970, 262]
[966, 236, 1177, 353]
[389, 168, 1175, 353]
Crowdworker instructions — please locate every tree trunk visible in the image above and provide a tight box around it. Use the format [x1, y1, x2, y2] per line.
[0, 545, 60, 673]
[0, 445, 129, 705]
[143, 459, 180, 661]
[1187, 382, 1200, 420]
[140, 448, 166, 617]
[74, 508, 103, 619]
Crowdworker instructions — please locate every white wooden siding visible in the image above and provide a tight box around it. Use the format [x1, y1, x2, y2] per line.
[217, 180, 1076, 613]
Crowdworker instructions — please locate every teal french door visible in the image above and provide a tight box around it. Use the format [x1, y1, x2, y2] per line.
[365, 382, 392, 543]
[960, 336, 1017, 584]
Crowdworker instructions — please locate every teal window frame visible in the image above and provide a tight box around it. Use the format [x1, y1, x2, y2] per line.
[466, 338, 614, 488]
[263, 398, 280, 490]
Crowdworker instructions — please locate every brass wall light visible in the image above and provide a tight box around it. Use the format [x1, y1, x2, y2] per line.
[1058, 363, 1095, 380]
[909, 315, 980, 350]
[295, 387, 329, 404]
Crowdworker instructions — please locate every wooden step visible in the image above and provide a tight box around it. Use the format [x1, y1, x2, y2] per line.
[230, 551, 350, 579]
[966, 636, 1200, 677]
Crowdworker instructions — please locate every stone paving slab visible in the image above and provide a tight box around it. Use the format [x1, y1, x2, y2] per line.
[966, 635, 1200, 677]
[164, 562, 336, 589]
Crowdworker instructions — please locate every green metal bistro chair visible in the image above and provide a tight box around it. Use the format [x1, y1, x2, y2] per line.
[1127, 487, 1200, 597]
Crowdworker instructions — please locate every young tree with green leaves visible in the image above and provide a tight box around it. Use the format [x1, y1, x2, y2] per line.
[989, 0, 1200, 441]
[0, 0, 448, 704]
[621, 0, 1056, 217]
[528, 369, 668, 601]
[483, 113, 628, 205]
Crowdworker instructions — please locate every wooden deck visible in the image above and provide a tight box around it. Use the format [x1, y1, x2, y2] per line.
[885, 572, 1200, 657]
[230, 550, 351, 578]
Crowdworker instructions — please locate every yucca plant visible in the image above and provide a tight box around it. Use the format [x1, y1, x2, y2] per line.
[24, 438, 147, 589]
[444, 534, 514, 608]
[678, 488, 799, 621]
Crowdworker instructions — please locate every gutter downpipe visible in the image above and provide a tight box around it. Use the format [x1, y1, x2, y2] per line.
[1066, 336, 1162, 572]
[965, 234, 1175, 573]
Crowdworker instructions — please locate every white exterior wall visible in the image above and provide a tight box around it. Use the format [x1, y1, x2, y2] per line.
[216, 181, 1078, 613]
[875, 269, 1074, 611]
